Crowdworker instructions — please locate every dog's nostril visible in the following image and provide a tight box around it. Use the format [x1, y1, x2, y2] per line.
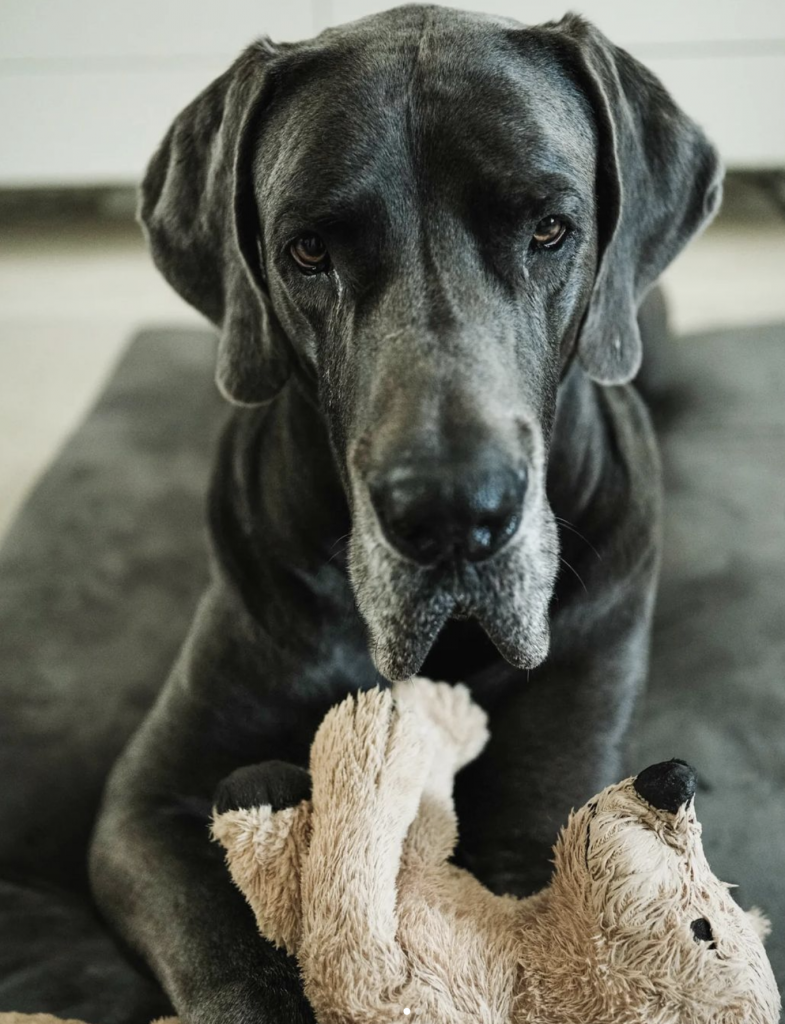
[464, 511, 521, 562]
[369, 463, 527, 566]
[397, 524, 443, 564]
[470, 524, 493, 552]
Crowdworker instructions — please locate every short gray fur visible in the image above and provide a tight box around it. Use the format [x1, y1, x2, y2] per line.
[0, 321, 781, 1015]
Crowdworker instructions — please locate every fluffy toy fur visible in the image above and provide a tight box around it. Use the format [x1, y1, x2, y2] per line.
[2, 683, 778, 1024]
[212, 679, 780, 1024]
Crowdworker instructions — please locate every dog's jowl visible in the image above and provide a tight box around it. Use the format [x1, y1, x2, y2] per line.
[89, 7, 721, 1022]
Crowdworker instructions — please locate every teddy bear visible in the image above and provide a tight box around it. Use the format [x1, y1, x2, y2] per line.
[211, 677, 781, 1024]
[1, 683, 778, 1024]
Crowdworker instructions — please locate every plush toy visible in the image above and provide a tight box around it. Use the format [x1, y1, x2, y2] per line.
[1, 683, 778, 1024]
[212, 678, 781, 1024]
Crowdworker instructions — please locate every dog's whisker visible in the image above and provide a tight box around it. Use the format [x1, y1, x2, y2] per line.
[559, 556, 588, 594]
[555, 517, 602, 561]
[321, 532, 352, 568]
[328, 531, 351, 553]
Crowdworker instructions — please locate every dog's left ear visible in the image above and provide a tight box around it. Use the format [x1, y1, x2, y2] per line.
[532, 16, 723, 385]
[139, 41, 293, 406]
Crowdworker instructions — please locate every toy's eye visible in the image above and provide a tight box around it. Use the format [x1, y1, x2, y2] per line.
[691, 918, 717, 949]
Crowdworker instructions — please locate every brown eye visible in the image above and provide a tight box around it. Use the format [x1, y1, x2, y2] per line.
[532, 215, 568, 250]
[290, 233, 329, 273]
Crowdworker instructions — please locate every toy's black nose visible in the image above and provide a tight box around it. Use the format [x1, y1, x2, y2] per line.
[369, 461, 526, 566]
[634, 759, 697, 813]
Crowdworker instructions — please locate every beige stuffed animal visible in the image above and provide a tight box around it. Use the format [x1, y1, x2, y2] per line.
[212, 678, 781, 1024]
[2, 683, 777, 1024]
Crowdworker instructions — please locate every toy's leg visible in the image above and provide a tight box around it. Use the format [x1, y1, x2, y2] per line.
[299, 689, 429, 1022]
[211, 761, 312, 955]
[394, 678, 489, 864]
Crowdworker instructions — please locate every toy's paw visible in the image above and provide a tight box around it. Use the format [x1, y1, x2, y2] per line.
[394, 677, 489, 771]
[214, 761, 312, 815]
[310, 688, 429, 815]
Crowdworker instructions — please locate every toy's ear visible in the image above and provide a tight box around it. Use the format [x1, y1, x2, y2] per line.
[211, 762, 312, 954]
[533, 16, 723, 385]
[139, 42, 293, 406]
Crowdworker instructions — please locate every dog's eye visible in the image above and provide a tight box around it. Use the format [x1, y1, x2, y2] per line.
[531, 215, 568, 250]
[691, 918, 717, 949]
[290, 233, 330, 274]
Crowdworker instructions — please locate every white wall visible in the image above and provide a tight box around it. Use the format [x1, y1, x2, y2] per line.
[2, 0, 784, 186]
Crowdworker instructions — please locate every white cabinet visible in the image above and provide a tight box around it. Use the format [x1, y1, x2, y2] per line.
[329, 0, 785, 170]
[0, 0, 315, 187]
[1, 0, 783, 186]
[0, 1, 313, 60]
[645, 52, 785, 170]
[329, 1, 785, 47]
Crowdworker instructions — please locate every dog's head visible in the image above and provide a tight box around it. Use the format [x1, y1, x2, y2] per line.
[543, 761, 780, 1022]
[140, 6, 721, 679]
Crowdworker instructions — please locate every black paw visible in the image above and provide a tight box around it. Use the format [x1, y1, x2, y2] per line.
[214, 761, 312, 815]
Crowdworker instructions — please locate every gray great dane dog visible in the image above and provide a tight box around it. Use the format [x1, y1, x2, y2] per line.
[90, 6, 722, 1022]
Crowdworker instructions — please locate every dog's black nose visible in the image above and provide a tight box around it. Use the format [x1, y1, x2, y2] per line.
[634, 759, 697, 813]
[369, 462, 526, 565]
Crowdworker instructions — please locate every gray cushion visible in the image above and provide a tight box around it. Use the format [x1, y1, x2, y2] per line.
[0, 321, 781, 1016]
[0, 328, 225, 1021]
[631, 322, 785, 988]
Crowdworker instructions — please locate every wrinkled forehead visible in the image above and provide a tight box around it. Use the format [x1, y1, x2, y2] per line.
[257, 25, 597, 228]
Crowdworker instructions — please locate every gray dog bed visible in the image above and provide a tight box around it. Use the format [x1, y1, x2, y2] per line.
[0, 321, 782, 1019]
[631, 322, 785, 975]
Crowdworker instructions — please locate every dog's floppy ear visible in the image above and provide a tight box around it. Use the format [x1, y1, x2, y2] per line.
[536, 16, 723, 385]
[139, 42, 292, 405]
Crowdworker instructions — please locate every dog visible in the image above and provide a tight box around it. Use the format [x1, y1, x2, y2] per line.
[89, 6, 722, 1022]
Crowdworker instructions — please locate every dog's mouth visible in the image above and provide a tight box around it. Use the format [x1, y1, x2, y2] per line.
[348, 514, 559, 681]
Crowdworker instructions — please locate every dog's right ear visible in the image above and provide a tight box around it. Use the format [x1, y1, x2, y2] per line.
[525, 16, 722, 386]
[139, 42, 292, 406]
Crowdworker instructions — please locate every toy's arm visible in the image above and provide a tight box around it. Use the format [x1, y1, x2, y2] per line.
[297, 689, 429, 1023]
[394, 679, 489, 864]
[212, 761, 313, 955]
[212, 683, 489, 1024]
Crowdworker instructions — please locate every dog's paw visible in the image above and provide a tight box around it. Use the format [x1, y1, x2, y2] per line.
[214, 761, 312, 815]
[394, 677, 489, 770]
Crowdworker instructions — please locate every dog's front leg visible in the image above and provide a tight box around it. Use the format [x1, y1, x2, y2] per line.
[90, 586, 373, 1024]
[92, 790, 314, 1024]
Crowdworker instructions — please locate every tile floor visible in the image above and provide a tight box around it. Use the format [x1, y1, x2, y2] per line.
[0, 175, 784, 541]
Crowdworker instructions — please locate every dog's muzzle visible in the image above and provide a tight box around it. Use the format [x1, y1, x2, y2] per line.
[368, 457, 528, 566]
